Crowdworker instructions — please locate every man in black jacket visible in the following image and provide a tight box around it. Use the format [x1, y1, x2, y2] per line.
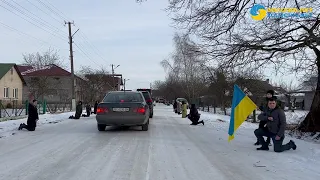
[254, 98, 297, 152]
[254, 90, 275, 146]
[18, 99, 39, 131]
[94, 101, 98, 114]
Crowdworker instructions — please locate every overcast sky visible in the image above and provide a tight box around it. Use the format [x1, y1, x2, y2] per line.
[0, 0, 173, 90]
[0, 0, 307, 91]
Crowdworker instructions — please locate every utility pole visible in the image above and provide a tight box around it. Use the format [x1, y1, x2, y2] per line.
[65, 21, 79, 111]
[124, 79, 129, 91]
[111, 64, 120, 91]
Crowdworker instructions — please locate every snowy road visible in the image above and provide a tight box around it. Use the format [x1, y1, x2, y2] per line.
[0, 104, 319, 180]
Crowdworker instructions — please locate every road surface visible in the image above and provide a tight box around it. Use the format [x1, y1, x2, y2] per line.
[0, 104, 316, 180]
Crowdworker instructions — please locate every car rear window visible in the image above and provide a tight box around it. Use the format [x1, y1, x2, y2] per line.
[142, 92, 151, 99]
[103, 93, 143, 102]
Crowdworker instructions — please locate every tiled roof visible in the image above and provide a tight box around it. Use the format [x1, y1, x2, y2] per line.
[17, 64, 71, 76]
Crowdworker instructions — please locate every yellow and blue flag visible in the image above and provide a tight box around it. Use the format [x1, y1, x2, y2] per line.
[228, 84, 256, 142]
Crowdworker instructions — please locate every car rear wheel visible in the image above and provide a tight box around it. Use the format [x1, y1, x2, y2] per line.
[142, 120, 149, 131]
[97, 124, 106, 131]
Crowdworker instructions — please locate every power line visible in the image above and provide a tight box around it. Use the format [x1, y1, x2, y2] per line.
[0, 21, 59, 47]
[36, 0, 67, 21]
[74, 43, 101, 67]
[0, 2, 65, 41]
[1, 0, 65, 38]
[25, 0, 62, 25]
[28, 0, 108, 67]
[10, 0, 65, 35]
[42, 0, 70, 20]
[77, 30, 107, 61]
[33, 0, 107, 67]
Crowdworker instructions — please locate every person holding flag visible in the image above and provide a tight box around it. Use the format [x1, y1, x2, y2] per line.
[228, 85, 257, 141]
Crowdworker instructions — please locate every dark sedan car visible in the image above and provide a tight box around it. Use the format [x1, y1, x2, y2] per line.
[96, 91, 150, 131]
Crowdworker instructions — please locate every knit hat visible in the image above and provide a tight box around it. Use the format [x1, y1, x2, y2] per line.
[266, 90, 275, 95]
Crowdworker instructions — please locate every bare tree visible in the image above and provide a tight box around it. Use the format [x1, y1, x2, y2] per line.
[208, 68, 232, 115]
[161, 33, 207, 102]
[166, 0, 320, 132]
[22, 48, 66, 69]
[22, 49, 65, 101]
[77, 66, 113, 103]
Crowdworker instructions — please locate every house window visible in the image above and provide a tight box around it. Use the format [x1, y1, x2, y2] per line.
[13, 88, 18, 99]
[4, 87, 9, 98]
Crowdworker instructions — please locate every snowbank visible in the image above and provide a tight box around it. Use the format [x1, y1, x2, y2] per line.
[0, 111, 77, 138]
[197, 110, 319, 143]
[199, 107, 308, 125]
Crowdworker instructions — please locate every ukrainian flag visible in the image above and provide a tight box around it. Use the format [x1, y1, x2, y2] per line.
[228, 85, 257, 141]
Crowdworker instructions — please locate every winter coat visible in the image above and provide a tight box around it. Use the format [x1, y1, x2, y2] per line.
[75, 104, 82, 119]
[189, 105, 200, 118]
[182, 103, 187, 118]
[176, 102, 182, 113]
[27, 103, 39, 128]
[258, 107, 286, 137]
[94, 102, 98, 114]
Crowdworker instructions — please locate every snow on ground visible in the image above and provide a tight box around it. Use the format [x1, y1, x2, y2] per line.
[0, 111, 81, 138]
[0, 103, 319, 179]
[197, 109, 319, 143]
[200, 107, 308, 125]
[165, 105, 320, 179]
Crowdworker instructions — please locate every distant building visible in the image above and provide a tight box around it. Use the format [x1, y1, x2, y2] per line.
[0, 63, 26, 106]
[17, 64, 85, 103]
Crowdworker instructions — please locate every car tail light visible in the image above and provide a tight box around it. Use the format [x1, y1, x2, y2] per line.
[97, 107, 108, 114]
[134, 107, 145, 114]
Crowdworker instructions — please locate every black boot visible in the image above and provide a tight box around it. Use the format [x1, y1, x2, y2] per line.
[256, 146, 269, 151]
[266, 137, 271, 146]
[18, 123, 23, 130]
[200, 120, 204, 125]
[254, 139, 260, 146]
[290, 140, 297, 150]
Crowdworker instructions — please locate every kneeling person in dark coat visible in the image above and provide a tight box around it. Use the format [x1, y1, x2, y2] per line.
[188, 104, 204, 125]
[69, 101, 83, 119]
[19, 99, 39, 131]
[254, 98, 297, 152]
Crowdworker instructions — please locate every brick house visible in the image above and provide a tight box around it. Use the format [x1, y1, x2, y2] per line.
[17, 64, 85, 104]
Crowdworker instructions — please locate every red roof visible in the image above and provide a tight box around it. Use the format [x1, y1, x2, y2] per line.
[17, 64, 71, 76]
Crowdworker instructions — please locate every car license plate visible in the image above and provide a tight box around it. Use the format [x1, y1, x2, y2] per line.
[113, 108, 129, 112]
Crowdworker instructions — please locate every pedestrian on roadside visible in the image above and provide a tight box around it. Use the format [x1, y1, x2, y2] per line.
[188, 104, 204, 125]
[254, 90, 274, 146]
[173, 100, 177, 113]
[86, 103, 91, 117]
[176, 101, 182, 114]
[69, 101, 83, 119]
[254, 97, 297, 152]
[94, 101, 98, 114]
[182, 101, 187, 118]
[18, 99, 39, 131]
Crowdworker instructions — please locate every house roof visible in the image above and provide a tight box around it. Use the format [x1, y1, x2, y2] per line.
[85, 74, 123, 84]
[0, 63, 26, 85]
[17, 64, 72, 76]
[235, 78, 276, 96]
[296, 76, 317, 92]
